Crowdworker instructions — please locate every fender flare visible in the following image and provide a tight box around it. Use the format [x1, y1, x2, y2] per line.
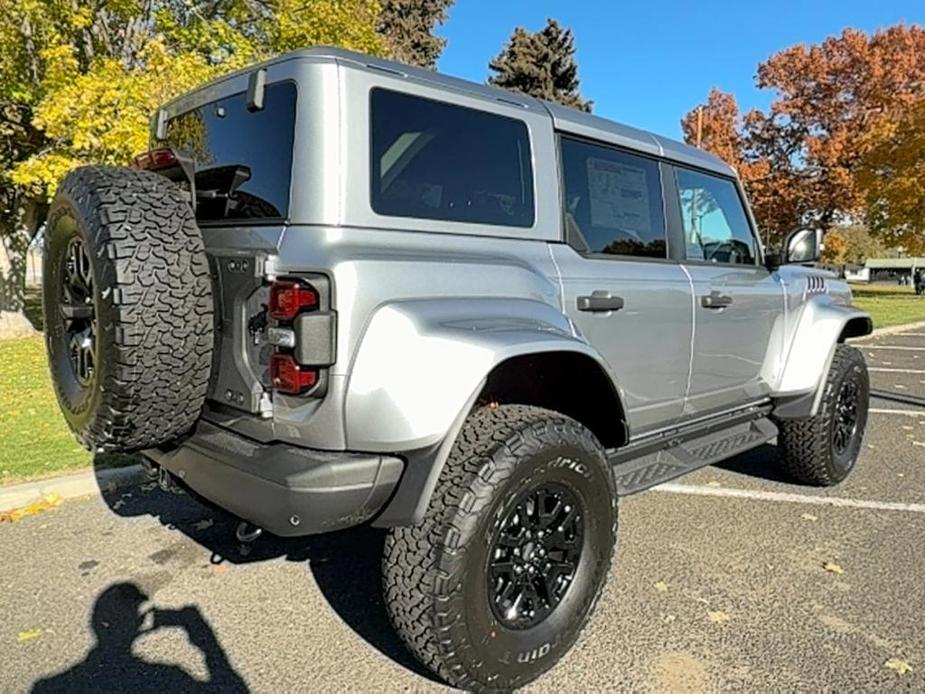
[341, 297, 622, 526]
[772, 295, 872, 419]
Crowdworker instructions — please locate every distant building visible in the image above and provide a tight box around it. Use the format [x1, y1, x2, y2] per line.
[844, 265, 870, 283]
[864, 257, 925, 283]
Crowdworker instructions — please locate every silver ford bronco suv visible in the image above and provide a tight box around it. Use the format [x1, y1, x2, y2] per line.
[44, 47, 872, 691]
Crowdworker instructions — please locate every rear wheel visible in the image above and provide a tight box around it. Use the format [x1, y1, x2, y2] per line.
[776, 344, 869, 485]
[44, 166, 213, 452]
[383, 405, 617, 691]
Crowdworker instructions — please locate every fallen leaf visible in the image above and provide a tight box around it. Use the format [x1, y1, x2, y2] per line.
[193, 518, 214, 531]
[801, 513, 818, 522]
[708, 611, 730, 624]
[885, 658, 913, 675]
[17, 628, 43, 642]
[706, 480, 721, 487]
[662, 614, 676, 624]
[0, 494, 62, 524]
[902, 425, 914, 431]
[823, 562, 845, 575]
[654, 581, 669, 593]
[912, 441, 925, 448]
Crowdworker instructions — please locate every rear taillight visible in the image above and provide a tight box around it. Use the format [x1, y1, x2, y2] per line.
[270, 353, 318, 395]
[269, 280, 319, 321]
[269, 279, 324, 396]
[133, 148, 178, 171]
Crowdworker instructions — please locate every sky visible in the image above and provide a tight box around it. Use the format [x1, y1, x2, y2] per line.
[436, 0, 924, 140]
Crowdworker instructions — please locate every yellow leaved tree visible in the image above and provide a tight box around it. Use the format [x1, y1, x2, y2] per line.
[0, 0, 384, 338]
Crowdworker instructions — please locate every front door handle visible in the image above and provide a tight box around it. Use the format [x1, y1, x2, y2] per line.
[701, 291, 733, 309]
[577, 291, 624, 313]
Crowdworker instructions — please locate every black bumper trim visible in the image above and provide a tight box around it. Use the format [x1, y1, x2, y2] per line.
[142, 421, 403, 537]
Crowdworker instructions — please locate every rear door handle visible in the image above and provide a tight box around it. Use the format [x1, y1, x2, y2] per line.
[701, 291, 733, 309]
[577, 291, 624, 313]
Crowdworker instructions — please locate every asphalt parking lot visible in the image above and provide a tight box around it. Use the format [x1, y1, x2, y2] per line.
[3, 327, 925, 692]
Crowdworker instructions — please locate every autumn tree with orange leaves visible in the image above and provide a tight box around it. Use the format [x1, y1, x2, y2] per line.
[682, 25, 925, 250]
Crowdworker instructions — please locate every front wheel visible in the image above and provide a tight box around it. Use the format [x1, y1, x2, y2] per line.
[776, 344, 869, 485]
[382, 405, 617, 691]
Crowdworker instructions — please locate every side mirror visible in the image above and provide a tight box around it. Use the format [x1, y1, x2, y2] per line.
[783, 227, 823, 265]
[764, 252, 782, 271]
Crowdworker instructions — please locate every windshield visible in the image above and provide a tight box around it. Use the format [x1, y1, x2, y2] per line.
[158, 81, 297, 223]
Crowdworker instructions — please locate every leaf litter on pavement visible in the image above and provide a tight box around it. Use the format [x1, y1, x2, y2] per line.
[885, 658, 913, 675]
[0, 493, 62, 523]
[16, 628, 43, 642]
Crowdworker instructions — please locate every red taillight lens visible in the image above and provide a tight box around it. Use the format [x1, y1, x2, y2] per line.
[133, 148, 179, 171]
[270, 353, 318, 395]
[269, 280, 318, 321]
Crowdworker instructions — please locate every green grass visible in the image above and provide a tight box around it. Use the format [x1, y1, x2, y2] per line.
[851, 283, 925, 329]
[0, 336, 134, 486]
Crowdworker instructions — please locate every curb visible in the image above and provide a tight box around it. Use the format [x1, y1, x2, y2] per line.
[0, 464, 146, 513]
[867, 320, 925, 338]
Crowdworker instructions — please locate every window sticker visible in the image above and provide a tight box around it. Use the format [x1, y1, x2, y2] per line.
[586, 157, 651, 234]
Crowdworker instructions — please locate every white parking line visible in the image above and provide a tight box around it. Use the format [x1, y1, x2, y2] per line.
[864, 346, 925, 351]
[869, 367, 925, 373]
[870, 408, 925, 416]
[654, 483, 925, 513]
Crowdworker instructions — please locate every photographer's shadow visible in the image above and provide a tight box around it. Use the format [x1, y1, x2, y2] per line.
[32, 581, 248, 693]
[96, 464, 436, 682]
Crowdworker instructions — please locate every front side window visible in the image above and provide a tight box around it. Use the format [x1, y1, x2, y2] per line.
[560, 137, 666, 258]
[675, 168, 757, 265]
[370, 89, 534, 227]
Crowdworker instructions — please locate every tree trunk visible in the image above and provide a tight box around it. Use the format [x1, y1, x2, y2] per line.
[0, 197, 44, 340]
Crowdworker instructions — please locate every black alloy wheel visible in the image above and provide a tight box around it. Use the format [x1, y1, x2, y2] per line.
[832, 373, 861, 456]
[488, 483, 584, 630]
[60, 236, 97, 388]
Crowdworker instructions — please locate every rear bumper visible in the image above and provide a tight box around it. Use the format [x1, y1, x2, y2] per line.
[142, 421, 403, 537]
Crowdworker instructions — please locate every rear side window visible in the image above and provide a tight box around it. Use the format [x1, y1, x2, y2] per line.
[560, 136, 666, 258]
[370, 89, 535, 227]
[160, 81, 297, 223]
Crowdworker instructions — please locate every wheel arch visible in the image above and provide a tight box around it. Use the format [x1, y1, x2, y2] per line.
[372, 348, 627, 528]
[479, 351, 628, 449]
[772, 297, 872, 420]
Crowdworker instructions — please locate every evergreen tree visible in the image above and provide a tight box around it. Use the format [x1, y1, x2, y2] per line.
[377, 0, 454, 69]
[488, 19, 591, 112]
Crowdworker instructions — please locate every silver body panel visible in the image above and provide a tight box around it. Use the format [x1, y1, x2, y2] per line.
[157, 46, 870, 477]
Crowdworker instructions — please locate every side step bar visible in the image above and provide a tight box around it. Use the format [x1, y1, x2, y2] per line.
[610, 405, 777, 496]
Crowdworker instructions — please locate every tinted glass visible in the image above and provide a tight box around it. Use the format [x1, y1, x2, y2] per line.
[675, 168, 757, 265]
[560, 137, 666, 258]
[370, 89, 534, 227]
[161, 81, 297, 222]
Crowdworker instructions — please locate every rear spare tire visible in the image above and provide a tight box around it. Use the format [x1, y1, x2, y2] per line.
[43, 166, 213, 452]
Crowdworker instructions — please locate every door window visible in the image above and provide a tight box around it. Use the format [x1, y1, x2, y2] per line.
[675, 168, 757, 265]
[560, 137, 666, 258]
